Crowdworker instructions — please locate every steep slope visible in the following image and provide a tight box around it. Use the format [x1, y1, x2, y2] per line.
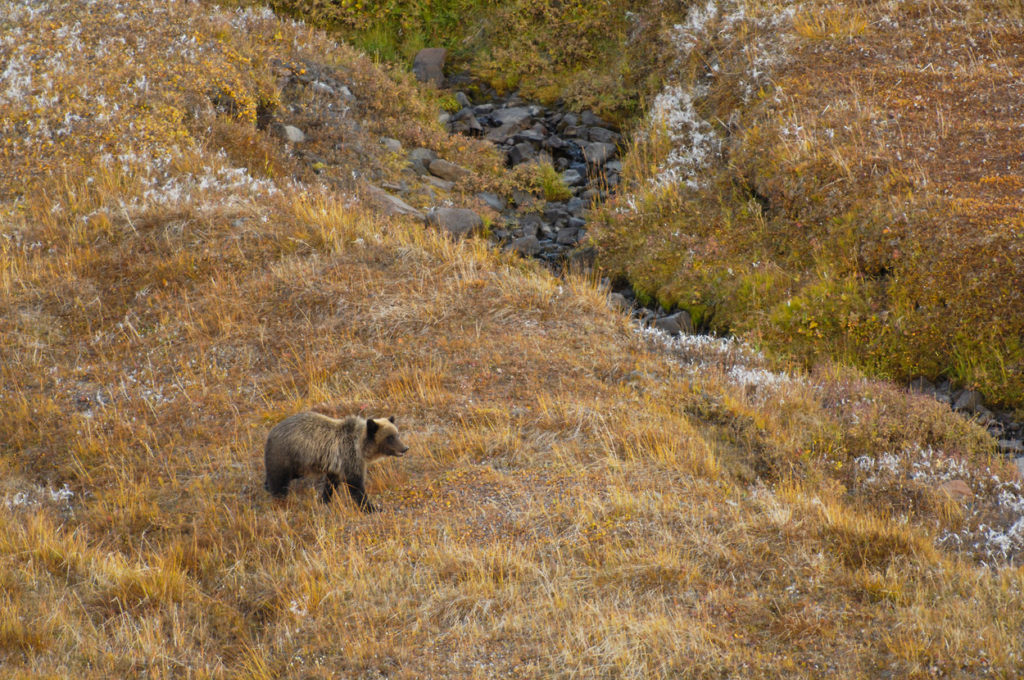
[595, 0, 1024, 410]
[1, 1, 1023, 677]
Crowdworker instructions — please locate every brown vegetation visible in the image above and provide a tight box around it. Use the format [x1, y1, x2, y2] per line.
[595, 0, 1024, 411]
[1, 0, 1023, 677]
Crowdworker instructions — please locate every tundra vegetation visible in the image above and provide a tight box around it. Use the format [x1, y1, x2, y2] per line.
[1, 0, 1023, 678]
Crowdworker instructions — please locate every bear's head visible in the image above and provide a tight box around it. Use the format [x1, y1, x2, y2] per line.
[365, 416, 409, 461]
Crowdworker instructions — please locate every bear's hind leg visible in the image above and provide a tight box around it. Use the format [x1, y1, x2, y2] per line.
[265, 466, 295, 498]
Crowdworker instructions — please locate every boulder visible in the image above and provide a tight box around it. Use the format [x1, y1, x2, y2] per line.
[412, 48, 447, 87]
[476, 192, 506, 212]
[588, 126, 620, 144]
[425, 208, 484, 238]
[428, 158, 470, 182]
[953, 389, 984, 414]
[511, 235, 541, 257]
[556, 227, 581, 245]
[608, 292, 631, 312]
[365, 185, 424, 220]
[581, 141, 617, 166]
[280, 125, 305, 143]
[937, 479, 974, 503]
[653, 311, 693, 336]
[379, 137, 403, 153]
[507, 142, 537, 166]
[561, 169, 585, 186]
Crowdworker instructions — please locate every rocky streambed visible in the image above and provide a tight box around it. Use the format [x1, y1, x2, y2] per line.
[368, 49, 1024, 471]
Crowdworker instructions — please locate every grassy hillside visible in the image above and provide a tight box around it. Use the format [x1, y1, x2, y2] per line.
[2, 0, 1024, 677]
[594, 0, 1024, 411]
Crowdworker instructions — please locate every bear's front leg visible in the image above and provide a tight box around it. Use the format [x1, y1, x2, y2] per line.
[321, 473, 341, 504]
[345, 474, 379, 513]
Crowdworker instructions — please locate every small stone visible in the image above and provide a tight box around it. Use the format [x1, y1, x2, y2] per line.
[1016, 457, 1024, 478]
[423, 175, 455, 192]
[561, 169, 585, 186]
[555, 227, 580, 245]
[517, 214, 542, 237]
[937, 479, 974, 503]
[953, 389, 984, 414]
[511, 235, 541, 257]
[408, 148, 438, 174]
[604, 160, 623, 173]
[653, 311, 693, 336]
[455, 91, 472, 109]
[506, 142, 537, 166]
[608, 292, 631, 312]
[588, 127, 620, 144]
[428, 158, 470, 182]
[476, 192, 505, 212]
[581, 141, 617, 166]
[365, 185, 424, 220]
[567, 216, 586, 229]
[581, 110, 608, 127]
[425, 208, 484, 238]
[311, 80, 335, 95]
[380, 137, 403, 153]
[998, 439, 1024, 455]
[567, 197, 584, 215]
[413, 47, 447, 87]
[281, 125, 305, 143]
[491, 107, 532, 128]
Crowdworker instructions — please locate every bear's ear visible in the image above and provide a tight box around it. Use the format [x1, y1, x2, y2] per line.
[388, 415, 395, 424]
[366, 418, 379, 440]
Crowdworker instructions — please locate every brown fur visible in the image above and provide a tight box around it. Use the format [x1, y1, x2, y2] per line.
[263, 412, 408, 512]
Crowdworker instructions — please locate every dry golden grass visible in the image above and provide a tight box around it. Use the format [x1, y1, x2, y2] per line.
[1, 0, 1023, 677]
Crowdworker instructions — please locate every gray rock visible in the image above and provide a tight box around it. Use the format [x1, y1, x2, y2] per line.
[507, 142, 537, 166]
[1016, 457, 1024, 478]
[365, 185, 424, 220]
[909, 376, 935, 394]
[450, 111, 483, 135]
[511, 235, 541, 257]
[653, 311, 693, 336]
[581, 110, 607, 127]
[561, 169, 585, 186]
[588, 127, 620, 144]
[428, 158, 469, 182]
[517, 214, 542, 237]
[437, 112, 451, 126]
[492, 107, 532, 128]
[514, 129, 546, 144]
[953, 389, 984, 414]
[543, 203, 570, 224]
[380, 137, 403, 153]
[455, 91, 472, 109]
[556, 227, 581, 245]
[608, 292, 630, 312]
[581, 141, 617, 166]
[567, 216, 586, 229]
[476, 192, 505, 212]
[281, 125, 306, 143]
[997, 439, 1024, 455]
[311, 80, 335, 95]
[474, 103, 494, 115]
[412, 48, 447, 87]
[408, 150, 436, 174]
[604, 160, 623, 173]
[425, 208, 483, 238]
[423, 175, 455, 192]
[567, 197, 585, 215]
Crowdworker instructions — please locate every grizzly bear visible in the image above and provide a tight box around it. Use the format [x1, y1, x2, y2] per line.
[264, 412, 408, 512]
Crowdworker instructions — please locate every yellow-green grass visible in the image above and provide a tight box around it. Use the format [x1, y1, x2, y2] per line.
[1, 0, 1023, 677]
[594, 0, 1024, 412]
